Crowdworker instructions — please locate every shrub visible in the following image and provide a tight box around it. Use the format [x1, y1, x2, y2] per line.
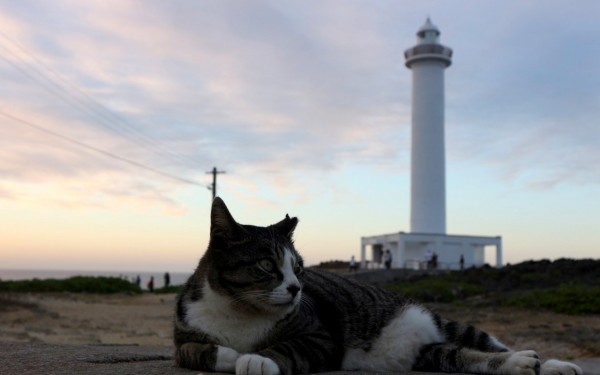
[312, 260, 349, 269]
[154, 285, 183, 294]
[507, 283, 600, 315]
[385, 278, 484, 303]
[0, 276, 142, 294]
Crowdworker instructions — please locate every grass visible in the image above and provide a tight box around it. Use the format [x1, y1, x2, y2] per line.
[385, 278, 484, 303]
[313, 260, 349, 269]
[507, 283, 600, 315]
[153, 285, 184, 294]
[382, 258, 600, 315]
[0, 276, 142, 294]
[2, 259, 599, 315]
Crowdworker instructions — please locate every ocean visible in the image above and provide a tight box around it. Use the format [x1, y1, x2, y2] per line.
[0, 269, 192, 290]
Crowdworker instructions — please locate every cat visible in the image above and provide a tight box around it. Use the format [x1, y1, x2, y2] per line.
[174, 197, 583, 375]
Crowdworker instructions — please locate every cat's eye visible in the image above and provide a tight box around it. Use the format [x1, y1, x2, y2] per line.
[258, 259, 275, 272]
[294, 264, 304, 275]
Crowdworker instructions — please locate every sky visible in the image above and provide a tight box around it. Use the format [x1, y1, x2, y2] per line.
[0, 0, 598, 274]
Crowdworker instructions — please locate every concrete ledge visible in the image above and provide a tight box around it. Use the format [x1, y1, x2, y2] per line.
[0, 342, 185, 375]
[0, 341, 433, 374]
[0, 341, 597, 375]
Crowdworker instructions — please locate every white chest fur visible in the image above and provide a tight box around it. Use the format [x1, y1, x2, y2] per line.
[185, 282, 279, 353]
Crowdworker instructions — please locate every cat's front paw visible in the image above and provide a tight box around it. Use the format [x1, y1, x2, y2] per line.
[541, 359, 583, 375]
[235, 354, 280, 375]
[215, 346, 240, 372]
[502, 350, 541, 375]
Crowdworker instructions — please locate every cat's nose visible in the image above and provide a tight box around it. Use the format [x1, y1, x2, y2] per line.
[287, 284, 301, 298]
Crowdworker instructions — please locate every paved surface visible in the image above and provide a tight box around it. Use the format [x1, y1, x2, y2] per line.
[574, 358, 600, 375]
[0, 341, 597, 375]
[0, 342, 186, 375]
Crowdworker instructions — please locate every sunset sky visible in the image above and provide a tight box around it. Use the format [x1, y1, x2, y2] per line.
[1, 0, 598, 274]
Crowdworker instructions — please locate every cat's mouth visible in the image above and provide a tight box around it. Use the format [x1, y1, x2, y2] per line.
[270, 294, 301, 307]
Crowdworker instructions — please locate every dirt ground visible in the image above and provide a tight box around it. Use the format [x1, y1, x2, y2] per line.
[0, 292, 598, 361]
[0, 292, 174, 346]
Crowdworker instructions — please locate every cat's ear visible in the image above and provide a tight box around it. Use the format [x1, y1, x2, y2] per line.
[272, 214, 299, 240]
[210, 197, 246, 243]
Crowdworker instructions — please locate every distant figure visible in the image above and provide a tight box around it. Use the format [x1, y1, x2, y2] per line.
[425, 249, 433, 269]
[164, 272, 171, 288]
[147, 276, 154, 292]
[460, 254, 465, 270]
[349, 256, 357, 272]
[135, 275, 141, 287]
[432, 252, 438, 270]
[383, 250, 392, 270]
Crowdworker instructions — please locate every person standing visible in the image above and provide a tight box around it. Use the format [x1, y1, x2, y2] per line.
[147, 276, 154, 292]
[349, 256, 357, 272]
[460, 254, 465, 270]
[164, 272, 171, 288]
[425, 249, 433, 269]
[383, 250, 392, 270]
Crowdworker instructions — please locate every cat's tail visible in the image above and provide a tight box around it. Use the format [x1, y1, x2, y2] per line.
[434, 313, 510, 353]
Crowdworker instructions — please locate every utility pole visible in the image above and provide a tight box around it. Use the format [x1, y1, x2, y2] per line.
[206, 167, 226, 199]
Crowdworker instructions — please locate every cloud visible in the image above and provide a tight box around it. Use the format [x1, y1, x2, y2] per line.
[444, 2, 600, 190]
[0, 99, 191, 211]
[0, 0, 598, 215]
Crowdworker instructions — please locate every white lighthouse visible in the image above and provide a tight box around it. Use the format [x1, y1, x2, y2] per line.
[405, 17, 452, 234]
[360, 19, 503, 270]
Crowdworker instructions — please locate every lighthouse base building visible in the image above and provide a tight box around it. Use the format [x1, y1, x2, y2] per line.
[360, 19, 503, 270]
[360, 232, 502, 270]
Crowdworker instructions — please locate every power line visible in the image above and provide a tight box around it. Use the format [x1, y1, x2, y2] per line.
[0, 32, 197, 167]
[0, 110, 203, 187]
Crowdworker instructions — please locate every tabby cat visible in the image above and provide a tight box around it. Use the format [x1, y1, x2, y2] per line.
[174, 197, 583, 375]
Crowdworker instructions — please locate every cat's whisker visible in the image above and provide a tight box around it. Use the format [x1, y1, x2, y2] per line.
[229, 290, 278, 306]
[300, 294, 316, 311]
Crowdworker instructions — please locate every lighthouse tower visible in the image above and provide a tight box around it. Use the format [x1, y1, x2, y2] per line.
[405, 17, 452, 234]
[360, 19, 503, 271]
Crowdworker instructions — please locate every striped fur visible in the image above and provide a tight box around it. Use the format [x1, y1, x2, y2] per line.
[174, 198, 582, 375]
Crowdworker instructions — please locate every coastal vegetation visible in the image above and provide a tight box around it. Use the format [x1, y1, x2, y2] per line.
[384, 258, 600, 315]
[1, 259, 598, 315]
[154, 285, 184, 294]
[313, 260, 349, 269]
[0, 275, 182, 294]
[0, 276, 142, 294]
